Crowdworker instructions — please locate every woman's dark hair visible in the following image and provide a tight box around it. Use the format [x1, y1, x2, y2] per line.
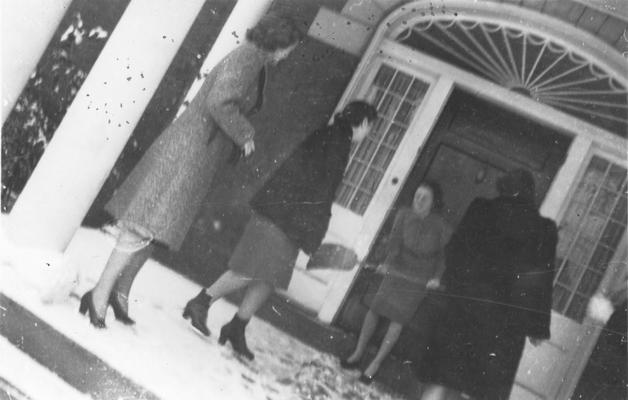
[246, 13, 303, 52]
[419, 180, 444, 212]
[334, 101, 378, 128]
[496, 168, 536, 204]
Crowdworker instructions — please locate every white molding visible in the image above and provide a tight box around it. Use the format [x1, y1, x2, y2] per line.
[342, 0, 385, 26]
[384, 1, 628, 85]
[539, 135, 592, 221]
[381, 39, 627, 158]
[308, 7, 372, 56]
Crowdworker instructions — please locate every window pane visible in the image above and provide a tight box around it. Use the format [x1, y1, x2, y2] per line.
[576, 269, 604, 297]
[337, 64, 430, 215]
[566, 294, 588, 321]
[552, 157, 627, 323]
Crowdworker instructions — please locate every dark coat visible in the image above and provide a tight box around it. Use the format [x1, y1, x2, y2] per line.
[417, 196, 557, 399]
[250, 120, 353, 255]
[105, 43, 267, 250]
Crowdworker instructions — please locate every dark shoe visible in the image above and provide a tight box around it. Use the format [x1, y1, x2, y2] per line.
[358, 373, 374, 385]
[79, 291, 106, 329]
[339, 358, 361, 370]
[218, 314, 254, 361]
[182, 290, 212, 336]
[108, 294, 135, 325]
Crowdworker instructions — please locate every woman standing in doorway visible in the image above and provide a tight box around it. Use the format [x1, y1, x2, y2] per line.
[340, 182, 451, 384]
[78, 14, 303, 328]
[182, 101, 378, 360]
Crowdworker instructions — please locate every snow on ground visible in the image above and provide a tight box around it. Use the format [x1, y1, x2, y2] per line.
[0, 226, 408, 400]
[0, 336, 91, 400]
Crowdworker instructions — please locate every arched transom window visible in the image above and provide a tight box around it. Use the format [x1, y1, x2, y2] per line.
[390, 4, 628, 136]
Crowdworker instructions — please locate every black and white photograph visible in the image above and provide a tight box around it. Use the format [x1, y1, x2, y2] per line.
[1, 0, 626, 399]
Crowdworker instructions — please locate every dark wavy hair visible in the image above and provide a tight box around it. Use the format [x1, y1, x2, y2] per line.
[419, 180, 444, 212]
[246, 13, 303, 52]
[496, 168, 536, 204]
[334, 100, 378, 128]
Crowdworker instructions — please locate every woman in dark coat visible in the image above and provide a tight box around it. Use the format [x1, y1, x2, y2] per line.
[340, 182, 451, 384]
[183, 101, 378, 360]
[78, 14, 303, 328]
[418, 168, 558, 400]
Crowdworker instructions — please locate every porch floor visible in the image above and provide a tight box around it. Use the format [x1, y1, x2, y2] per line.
[0, 225, 415, 400]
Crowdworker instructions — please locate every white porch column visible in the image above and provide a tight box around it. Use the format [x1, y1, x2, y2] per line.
[7, 0, 206, 251]
[177, 0, 273, 116]
[1, 0, 73, 122]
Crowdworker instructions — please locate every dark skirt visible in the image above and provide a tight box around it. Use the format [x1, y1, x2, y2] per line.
[228, 213, 299, 290]
[370, 272, 428, 324]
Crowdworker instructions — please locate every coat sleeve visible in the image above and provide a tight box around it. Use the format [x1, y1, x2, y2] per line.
[443, 198, 491, 288]
[511, 219, 558, 339]
[205, 59, 258, 147]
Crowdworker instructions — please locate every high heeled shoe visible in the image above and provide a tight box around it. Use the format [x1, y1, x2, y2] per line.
[108, 294, 135, 325]
[79, 291, 106, 329]
[182, 290, 212, 336]
[218, 314, 254, 361]
[358, 373, 374, 385]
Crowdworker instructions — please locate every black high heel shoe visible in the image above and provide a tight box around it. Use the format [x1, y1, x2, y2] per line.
[218, 314, 254, 361]
[358, 373, 374, 385]
[182, 290, 212, 336]
[79, 291, 106, 329]
[109, 294, 135, 325]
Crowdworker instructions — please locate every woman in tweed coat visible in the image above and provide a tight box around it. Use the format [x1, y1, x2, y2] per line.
[79, 14, 302, 328]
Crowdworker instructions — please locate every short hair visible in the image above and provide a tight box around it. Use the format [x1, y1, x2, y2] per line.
[335, 101, 378, 128]
[246, 13, 303, 52]
[496, 168, 536, 204]
[419, 180, 444, 212]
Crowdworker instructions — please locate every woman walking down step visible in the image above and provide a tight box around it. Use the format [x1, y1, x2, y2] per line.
[78, 14, 302, 329]
[183, 101, 378, 360]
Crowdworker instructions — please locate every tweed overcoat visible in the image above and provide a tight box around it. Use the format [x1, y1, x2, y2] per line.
[416, 196, 558, 399]
[106, 43, 267, 250]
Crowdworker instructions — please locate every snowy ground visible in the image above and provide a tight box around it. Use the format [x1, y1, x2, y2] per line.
[0, 225, 410, 400]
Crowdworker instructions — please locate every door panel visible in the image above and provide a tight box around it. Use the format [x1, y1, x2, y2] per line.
[423, 144, 503, 228]
[284, 59, 441, 317]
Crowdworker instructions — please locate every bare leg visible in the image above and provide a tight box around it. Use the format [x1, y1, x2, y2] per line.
[91, 247, 137, 318]
[236, 281, 274, 320]
[363, 321, 403, 377]
[347, 310, 380, 362]
[111, 245, 153, 313]
[205, 270, 253, 302]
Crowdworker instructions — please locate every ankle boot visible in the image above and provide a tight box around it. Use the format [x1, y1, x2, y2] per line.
[218, 314, 254, 360]
[182, 290, 212, 336]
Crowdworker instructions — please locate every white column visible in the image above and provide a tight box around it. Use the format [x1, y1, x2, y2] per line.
[7, 0, 206, 251]
[1, 0, 73, 122]
[176, 0, 273, 116]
